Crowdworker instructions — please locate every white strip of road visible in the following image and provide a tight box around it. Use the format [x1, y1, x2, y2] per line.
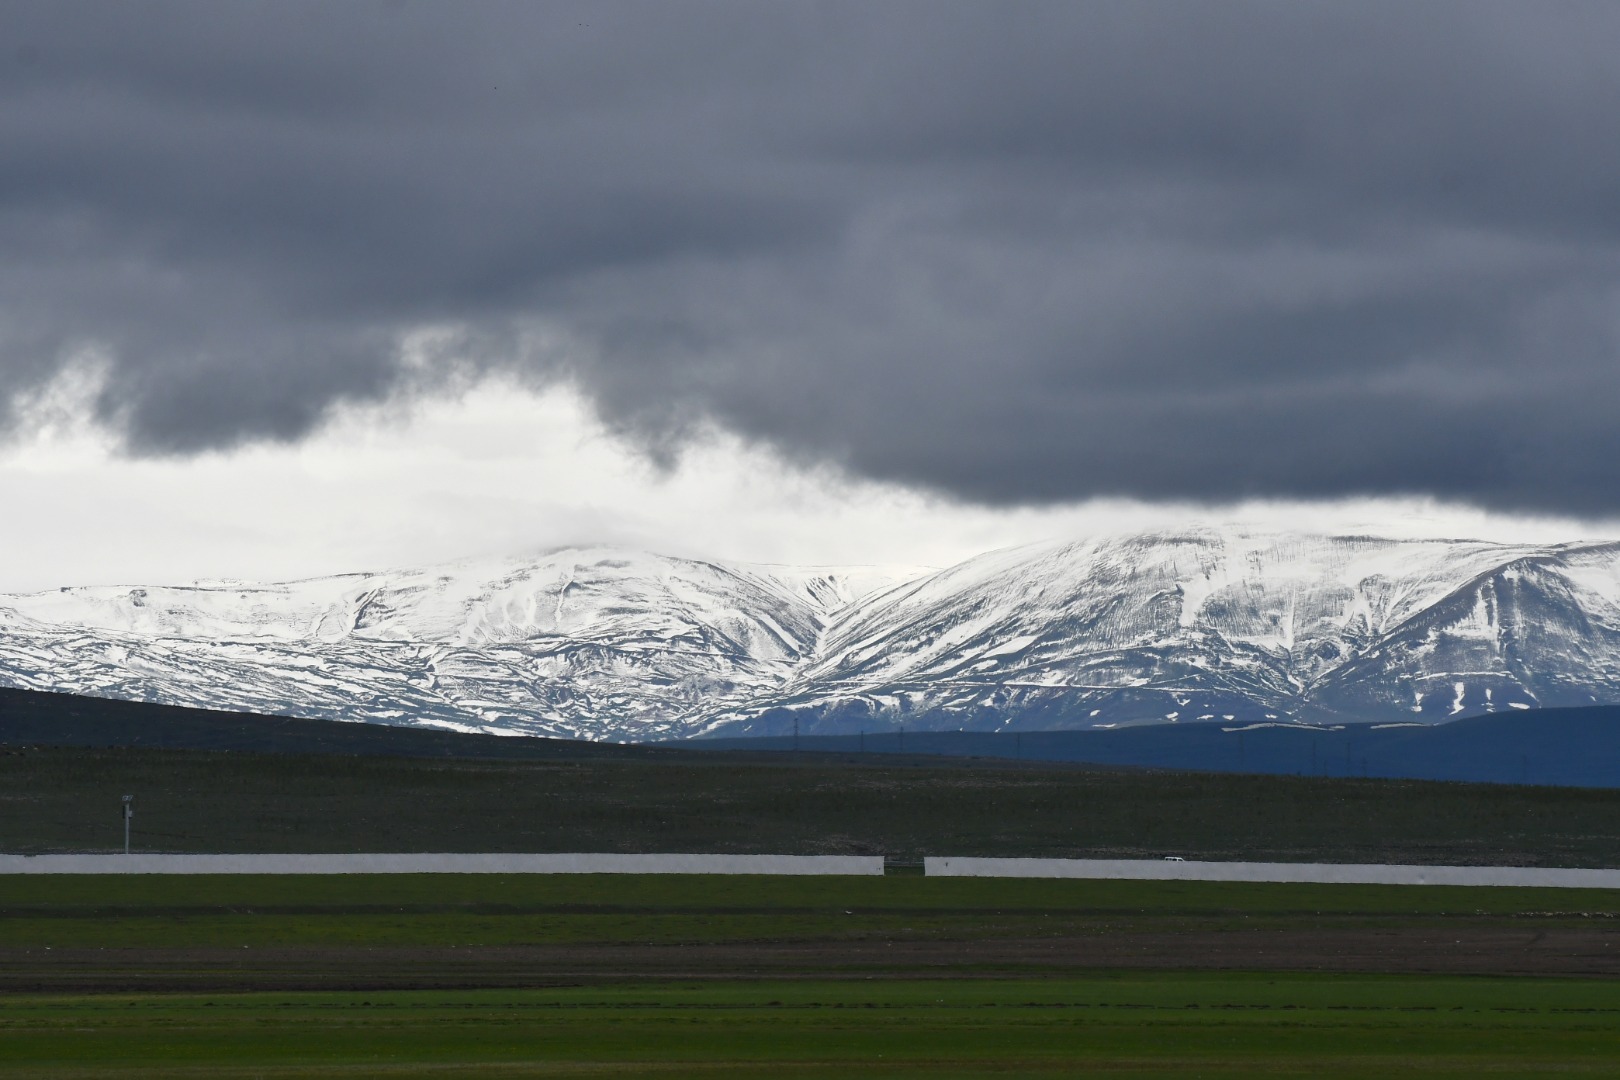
[926, 857, 1620, 888]
[0, 853, 884, 875]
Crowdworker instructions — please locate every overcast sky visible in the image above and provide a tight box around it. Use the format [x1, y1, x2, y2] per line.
[5, 1, 1620, 589]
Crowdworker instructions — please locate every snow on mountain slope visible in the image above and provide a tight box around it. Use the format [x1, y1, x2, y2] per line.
[5, 528, 1620, 740]
[0, 548, 918, 739]
[700, 529, 1609, 735]
[1312, 541, 1620, 721]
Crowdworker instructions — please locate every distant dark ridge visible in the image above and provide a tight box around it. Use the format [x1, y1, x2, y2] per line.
[688, 707, 1620, 789]
[0, 686, 674, 762]
[0, 687, 1029, 771]
[11, 684, 1616, 788]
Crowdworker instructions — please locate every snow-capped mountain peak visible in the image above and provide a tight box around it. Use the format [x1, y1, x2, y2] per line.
[4, 528, 1620, 740]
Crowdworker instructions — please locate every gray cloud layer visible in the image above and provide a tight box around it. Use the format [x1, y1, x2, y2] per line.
[4, 1, 1620, 510]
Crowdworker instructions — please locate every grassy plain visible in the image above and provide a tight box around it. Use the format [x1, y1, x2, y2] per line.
[8, 736, 1620, 1074]
[7, 744, 1620, 865]
[3, 874, 1620, 1077]
[6, 974, 1620, 1079]
[2, 872, 1618, 987]
[6, 872, 1620, 943]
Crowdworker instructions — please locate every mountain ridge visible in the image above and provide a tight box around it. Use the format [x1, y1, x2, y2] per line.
[5, 528, 1620, 741]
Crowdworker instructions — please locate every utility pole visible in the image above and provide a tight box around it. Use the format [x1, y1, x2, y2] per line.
[121, 795, 133, 855]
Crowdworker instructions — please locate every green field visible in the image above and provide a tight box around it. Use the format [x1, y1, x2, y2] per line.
[2, 873, 1620, 1077]
[4, 872, 1620, 951]
[5, 974, 1620, 1078]
[8, 739, 1620, 1075]
[8, 744, 1620, 865]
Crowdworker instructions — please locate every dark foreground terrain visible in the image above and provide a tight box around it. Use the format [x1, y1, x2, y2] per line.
[9, 973, 1619, 1078]
[9, 740, 1620, 865]
[3, 874, 1620, 1077]
[6, 873, 1620, 991]
[8, 688, 1620, 1075]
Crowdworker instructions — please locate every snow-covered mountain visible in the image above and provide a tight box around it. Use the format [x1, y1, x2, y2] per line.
[0, 548, 915, 740]
[718, 531, 1620, 735]
[4, 528, 1620, 740]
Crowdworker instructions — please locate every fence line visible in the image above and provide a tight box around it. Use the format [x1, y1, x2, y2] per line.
[0, 853, 884, 875]
[925, 857, 1620, 888]
[14, 852, 1615, 885]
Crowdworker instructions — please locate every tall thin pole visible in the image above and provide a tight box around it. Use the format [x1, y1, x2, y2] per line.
[122, 795, 132, 855]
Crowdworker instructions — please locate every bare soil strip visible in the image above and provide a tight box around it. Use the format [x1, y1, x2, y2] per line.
[4, 925, 1618, 993]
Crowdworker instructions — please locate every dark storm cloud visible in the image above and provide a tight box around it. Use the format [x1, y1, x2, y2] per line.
[4, 1, 1620, 510]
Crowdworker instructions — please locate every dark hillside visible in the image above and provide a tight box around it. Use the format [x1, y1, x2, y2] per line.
[694, 707, 1620, 788]
[0, 686, 664, 761]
